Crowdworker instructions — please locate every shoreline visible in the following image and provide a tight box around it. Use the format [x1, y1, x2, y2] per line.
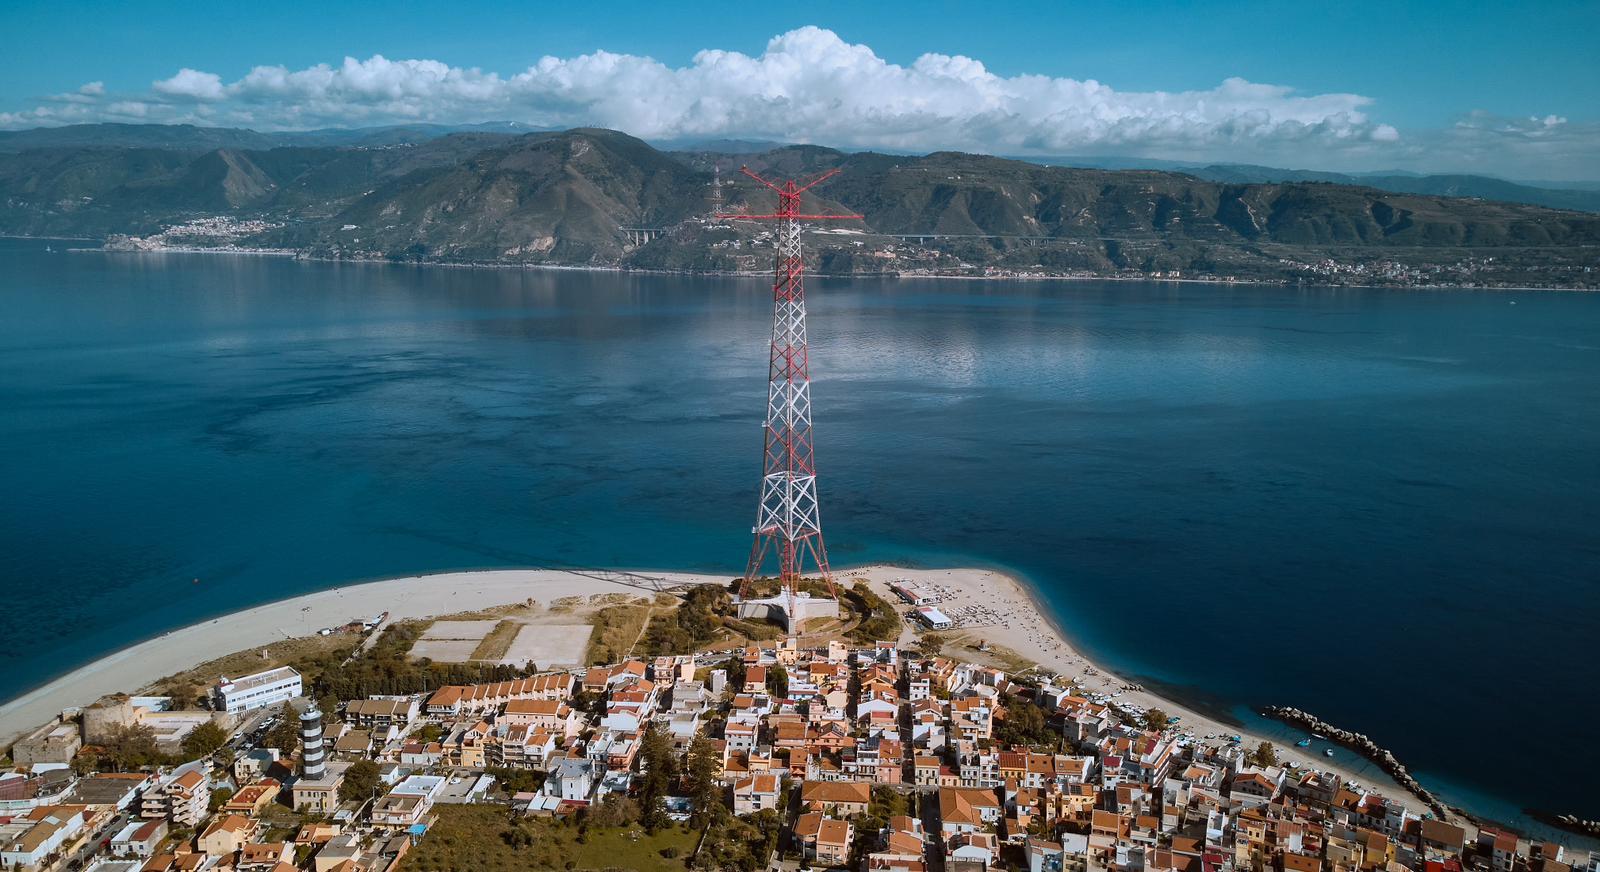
[0, 567, 723, 749]
[0, 562, 1581, 844]
[7, 235, 1591, 292]
[0, 565, 1444, 821]
[841, 567, 1460, 823]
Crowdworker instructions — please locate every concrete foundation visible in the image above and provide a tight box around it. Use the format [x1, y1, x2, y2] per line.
[736, 591, 839, 634]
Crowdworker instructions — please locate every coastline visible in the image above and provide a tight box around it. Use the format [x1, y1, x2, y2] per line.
[840, 567, 1459, 826]
[18, 237, 1591, 292]
[2, 563, 1461, 830]
[0, 567, 721, 749]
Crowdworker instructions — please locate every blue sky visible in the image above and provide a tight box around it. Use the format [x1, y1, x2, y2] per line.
[3, 0, 1596, 178]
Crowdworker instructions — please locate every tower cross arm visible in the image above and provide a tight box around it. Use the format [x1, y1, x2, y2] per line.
[731, 213, 862, 221]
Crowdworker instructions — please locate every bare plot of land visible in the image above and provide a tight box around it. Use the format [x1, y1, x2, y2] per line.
[409, 639, 482, 662]
[421, 620, 501, 640]
[499, 624, 593, 668]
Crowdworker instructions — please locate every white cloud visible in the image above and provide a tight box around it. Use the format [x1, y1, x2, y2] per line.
[2, 27, 1594, 178]
[153, 68, 226, 101]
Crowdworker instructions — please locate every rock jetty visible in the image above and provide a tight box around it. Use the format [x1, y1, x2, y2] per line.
[1261, 705, 1454, 821]
[1528, 810, 1600, 839]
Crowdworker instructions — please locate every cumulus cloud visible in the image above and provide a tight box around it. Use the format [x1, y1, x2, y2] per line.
[1, 27, 1593, 177]
[153, 68, 226, 101]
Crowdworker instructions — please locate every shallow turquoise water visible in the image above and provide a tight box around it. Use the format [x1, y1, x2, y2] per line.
[1, 238, 1597, 821]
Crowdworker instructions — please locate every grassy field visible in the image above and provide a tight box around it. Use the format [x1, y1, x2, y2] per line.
[404, 804, 698, 872]
[143, 633, 358, 707]
[471, 620, 522, 661]
[584, 598, 653, 665]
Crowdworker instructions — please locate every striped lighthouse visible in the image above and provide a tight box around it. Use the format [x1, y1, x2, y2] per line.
[300, 704, 326, 780]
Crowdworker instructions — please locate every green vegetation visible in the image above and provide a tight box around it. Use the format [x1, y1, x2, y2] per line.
[765, 663, 788, 699]
[586, 602, 652, 665]
[639, 585, 731, 656]
[78, 723, 162, 773]
[4, 128, 1596, 289]
[1142, 709, 1170, 732]
[684, 736, 723, 827]
[208, 788, 234, 812]
[993, 694, 1058, 750]
[853, 787, 915, 859]
[265, 705, 301, 757]
[313, 622, 533, 700]
[1250, 741, 1278, 768]
[914, 633, 948, 658]
[144, 633, 357, 708]
[485, 766, 546, 795]
[406, 803, 698, 872]
[846, 582, 901, 643]
[636, 723, 677, 831]
[181, 720, 229, 758]
[695, 809, 782, 872]
[338, 759, 381, 803]
[471, 620, 523, 661]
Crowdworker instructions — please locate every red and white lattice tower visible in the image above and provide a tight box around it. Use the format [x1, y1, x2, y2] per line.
[734, 167, 858, 631]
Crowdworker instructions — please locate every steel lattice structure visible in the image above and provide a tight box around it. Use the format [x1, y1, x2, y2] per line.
[735, 167, 858, 606]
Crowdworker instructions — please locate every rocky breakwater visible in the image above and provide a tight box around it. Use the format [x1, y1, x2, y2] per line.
[1261, 705, 1456, 821]
[1526, 811, 1600, 839]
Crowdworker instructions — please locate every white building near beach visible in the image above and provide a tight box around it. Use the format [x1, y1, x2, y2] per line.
[915, 606, 954, 630]
[213, 666, 302, 714]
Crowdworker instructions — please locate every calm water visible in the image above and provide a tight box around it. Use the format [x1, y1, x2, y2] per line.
[2, 238, 1597, 822]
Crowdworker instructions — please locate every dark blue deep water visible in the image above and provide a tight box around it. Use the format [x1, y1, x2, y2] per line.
[2, 238, 1597, 822]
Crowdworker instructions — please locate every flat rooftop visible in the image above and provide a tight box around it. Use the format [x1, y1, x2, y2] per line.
[219, 666, 300, 693]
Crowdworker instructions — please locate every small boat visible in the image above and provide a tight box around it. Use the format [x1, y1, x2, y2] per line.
[1312, 734, 1326, 740]
[1296, 738, 1312, 747]
[1324, 749, 1335, 757]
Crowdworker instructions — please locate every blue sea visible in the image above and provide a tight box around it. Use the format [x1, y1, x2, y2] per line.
[2, 238, 1597, 827]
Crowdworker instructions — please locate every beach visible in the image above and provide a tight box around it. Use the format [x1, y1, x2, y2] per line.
[843, 566, 1453, 822]
[0, 562, 1448, 824]
[0, 568, 721, 748]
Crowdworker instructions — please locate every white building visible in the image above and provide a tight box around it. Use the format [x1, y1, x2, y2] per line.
[890, 581, 939, 606]
[915, 606, 954, 630]
[213, 666, 302, 714]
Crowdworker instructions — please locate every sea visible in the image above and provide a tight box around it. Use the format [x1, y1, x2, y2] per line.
[1, 237, 1597, 831]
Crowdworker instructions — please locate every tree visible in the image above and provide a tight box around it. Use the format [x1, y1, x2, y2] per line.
[339, 759, 381, 803]
[265, 705, 300, 757]
[181, 720, 230, 759]
[765, 664, 788, 699]
[1250, 741, 1278, 768]
[994, 696, 1054, 748]
[721, 656, 746, 696]
[1142, 709, 1170, 732]
[487, 766, 546, 794]
[637, 723, 677, 831]
[915, 634, 947, 659]
[102, 723, 160, 772]
[587, 794, 641, 828]
[871, 785, 910, 820]
[684, 735, 725, 827]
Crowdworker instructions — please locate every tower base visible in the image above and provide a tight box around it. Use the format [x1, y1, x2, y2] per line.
[736, 591, 839, 635]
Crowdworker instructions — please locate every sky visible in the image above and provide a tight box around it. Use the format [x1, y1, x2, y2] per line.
[2, 0, 1596, 179]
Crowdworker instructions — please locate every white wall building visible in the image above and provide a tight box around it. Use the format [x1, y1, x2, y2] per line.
[213, 666, 302, 714]
[915, 606, 953, 630]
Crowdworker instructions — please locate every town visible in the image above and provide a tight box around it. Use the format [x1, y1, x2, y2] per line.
[4, 586, 1595, 872]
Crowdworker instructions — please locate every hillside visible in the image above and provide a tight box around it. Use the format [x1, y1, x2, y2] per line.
[1184, 164, 1600, 214]
[0, 125, 1595, 287]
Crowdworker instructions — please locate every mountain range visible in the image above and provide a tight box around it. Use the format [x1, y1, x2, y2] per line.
[1, 123, 1596, 286]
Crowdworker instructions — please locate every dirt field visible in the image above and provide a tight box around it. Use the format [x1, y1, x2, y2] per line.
[498, 624, 594, 668]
